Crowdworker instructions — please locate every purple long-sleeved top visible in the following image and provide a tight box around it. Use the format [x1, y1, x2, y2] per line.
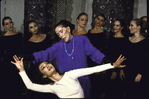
[32, 35, 105, 98]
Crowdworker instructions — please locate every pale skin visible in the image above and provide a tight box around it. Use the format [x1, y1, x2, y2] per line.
[55, 25, 73, 42]
[129, 20, 145, 43]
[72, 15, 88, 35]
[11, 54, 126, 83]
[90, 15, 105, 34]
[3, 18, 18, 36]
[28, 22, 46, 43]
[113, 21, 124, 38]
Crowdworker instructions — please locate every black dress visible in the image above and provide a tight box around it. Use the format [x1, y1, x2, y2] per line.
[24, 34, 53, 54]
[106, 34, 127, 98]
[0, 33, 24, 98]
[123, 37, 149, 98]
[86, 30, 107, 98]
[24, 34, 58, 99]
[86, 30, 107, 55]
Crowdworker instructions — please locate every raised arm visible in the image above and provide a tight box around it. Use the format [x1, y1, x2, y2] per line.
[11, 55, 53, 93]
[68, 54, 126, 79]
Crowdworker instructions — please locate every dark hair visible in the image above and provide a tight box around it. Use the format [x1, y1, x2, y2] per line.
[114, 19, 127, 35]
[55, 20, 75, 34]
[91, 13, 106, 28]
[26, 20, 37, 28]
[77, 12, 88, 20]
[36, 61, 64, 85]
[140, 16, 147, 21]
[2, 16, 13, 26]
[24, 20, 38, 41]
[94, 13, 106, 22]
[130, 18, 147, 36]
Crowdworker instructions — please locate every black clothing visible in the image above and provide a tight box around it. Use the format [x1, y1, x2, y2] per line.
[105, 35, 127, 99]
[86, 30, 107, 55]
[123, 38, 149, 98]
[0, 33, 24, 98]
[86, 30, 107, 98]
[24, 34, 58, 99]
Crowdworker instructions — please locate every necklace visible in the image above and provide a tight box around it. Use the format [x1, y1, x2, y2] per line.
[64, 36, 74, 56]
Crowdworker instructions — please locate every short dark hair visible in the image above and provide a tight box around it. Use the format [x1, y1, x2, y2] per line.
[26, 20, 37, 28]
[94, 13, 106, 22]
[24, 20, 38, 41]
[55, 20, 75, 34]
[2, 16, 13, 26]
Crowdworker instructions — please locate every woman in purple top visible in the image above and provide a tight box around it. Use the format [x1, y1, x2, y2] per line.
[32, 20, 106, 98]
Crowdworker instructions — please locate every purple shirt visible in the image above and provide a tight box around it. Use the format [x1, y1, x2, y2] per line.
[33, 35, 105, 98]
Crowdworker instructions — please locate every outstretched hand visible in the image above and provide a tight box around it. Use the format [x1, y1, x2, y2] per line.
[11, 55, 24, 72]
[113, 54, 126, 68]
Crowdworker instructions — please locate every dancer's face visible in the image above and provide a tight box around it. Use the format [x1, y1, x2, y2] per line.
[95, 15, 105, 26]
[39, 62, 56, 78]
[55, 25, 72, 42]
[77, 15, 88, 28]
[129, 20, 140, 34]
[113, 21, 123, 33]
[28, 22, 39, 34]
[3, 19, 13, 31]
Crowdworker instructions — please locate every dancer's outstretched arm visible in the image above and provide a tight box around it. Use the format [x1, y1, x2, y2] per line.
[68, 54, 126, 79]
[11, 55, 53, 93]
[11, 55, 24, 72]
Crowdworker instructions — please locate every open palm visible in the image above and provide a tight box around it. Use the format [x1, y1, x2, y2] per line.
[113, 54, 126, 68]
[11, 55, 24, 72]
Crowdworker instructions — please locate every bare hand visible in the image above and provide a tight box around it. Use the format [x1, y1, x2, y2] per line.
[11, 55, 24, 72]
[113, 54, 126, 68]
[134, 74, 142, 82]
[119, 69, 125, 81]
[111, 71, 117, 79]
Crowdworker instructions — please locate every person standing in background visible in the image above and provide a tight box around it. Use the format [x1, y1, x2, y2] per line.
[86, 13, 108, 98]
[0, 16, 24, 99]
[72, 12, 88, 35]
[23, 20, 58, 98]
[123, 18, 148, 98]
[106, 19, 128, 99]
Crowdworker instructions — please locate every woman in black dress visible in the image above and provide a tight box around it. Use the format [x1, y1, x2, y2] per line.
[0, 16, 24, 98]
[86, 13, 107, 55]
[24, 20, 58, 98]
[106, 19, 128, 98]
[86, 13, 107, 98]
[124, 18, 148, 98]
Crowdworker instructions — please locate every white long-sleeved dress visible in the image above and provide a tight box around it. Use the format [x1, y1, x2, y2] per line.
[19, 63, 113, 98]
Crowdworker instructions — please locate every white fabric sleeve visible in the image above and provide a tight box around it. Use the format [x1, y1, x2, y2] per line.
[68, 63, 114, 79]
[19, 71, 53, 93]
